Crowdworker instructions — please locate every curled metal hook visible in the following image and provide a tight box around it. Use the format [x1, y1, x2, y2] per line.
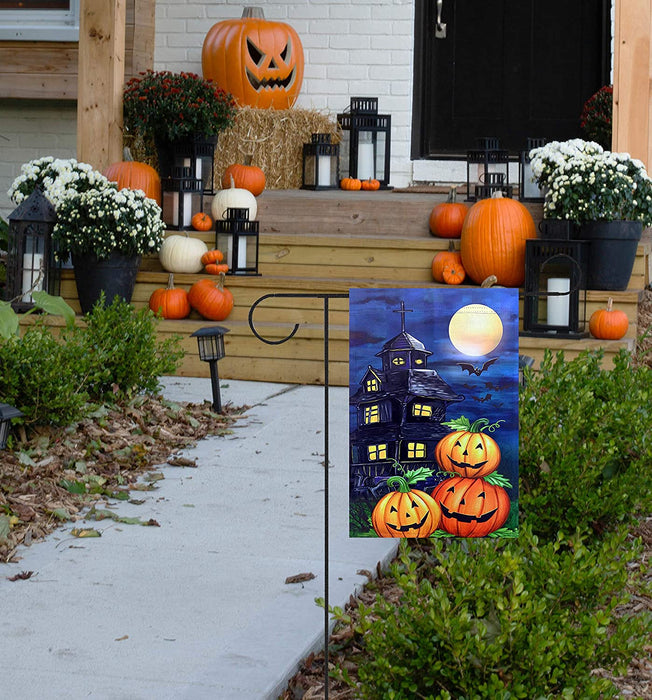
[247, 292, 349, 346]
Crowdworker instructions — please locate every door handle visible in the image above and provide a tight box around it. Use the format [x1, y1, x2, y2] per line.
[435, 0, 447, 38]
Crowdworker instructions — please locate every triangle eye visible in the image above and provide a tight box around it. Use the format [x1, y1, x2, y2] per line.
[280, 41, 290, 62]
[390, 505, 397, 513]
[446, 486, 455, 493]
[475, 442, 484, 451]
[478, 492, 486, 498]
[411, 500, 419, 508]
[247, 38, 264, 66]
[460, 498, 466, 505]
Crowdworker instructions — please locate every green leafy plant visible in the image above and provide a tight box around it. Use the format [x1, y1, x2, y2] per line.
[581, 85, 613, 150]
[519, 348, 652, 539]
[330, 526, 650, 699]
[123, 70, 237, 142]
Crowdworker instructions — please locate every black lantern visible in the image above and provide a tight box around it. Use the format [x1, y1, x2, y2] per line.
[519, 137, 547, 202]
[337, 97, 392, 188]
[465, 137, 512, 202]
[215, 207, 260, 275]
[5, 187, 60, 312]
[0, 403, 23, 450]
[191, 326, 229, 413]
[161, 172, 204, 231]
[156, 135, 218, 196]
[521, 239, 589, 338]
[302, 133, 340, 189]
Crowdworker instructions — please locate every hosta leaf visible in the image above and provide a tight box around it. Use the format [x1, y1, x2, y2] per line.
[0, 300, 19, 339]
[31, 290, 76, 327]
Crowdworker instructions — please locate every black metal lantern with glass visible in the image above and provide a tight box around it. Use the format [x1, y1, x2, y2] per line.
[156, 135, 218, 196]
[215, 207, 260, 275]
[302, 133, 339, 189]
[5, 187, 60, 313]
[191, 326, 229, 413]
[465, 137, 511, 202]
[519, 137, 547, 202]
[337, 97, 391, 188]
[521, 239, 589, 338]
[0, 403, 23, 450]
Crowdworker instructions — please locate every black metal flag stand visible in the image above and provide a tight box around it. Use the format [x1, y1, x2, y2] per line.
[248, 292, 349, 700]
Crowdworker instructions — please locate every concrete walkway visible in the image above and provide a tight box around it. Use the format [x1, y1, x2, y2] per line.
[1, 378, 397, 700]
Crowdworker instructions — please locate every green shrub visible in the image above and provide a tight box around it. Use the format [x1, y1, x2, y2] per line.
[66, 295, 184, 402]
[334, 526, 649, 699]
[519, 348, 652, 538]
[0, 323, 89, 425]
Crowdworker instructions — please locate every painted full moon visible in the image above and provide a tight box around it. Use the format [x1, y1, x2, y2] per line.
[448, 304, 503, 356]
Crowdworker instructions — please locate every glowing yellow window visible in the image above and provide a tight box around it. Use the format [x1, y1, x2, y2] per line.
[392, 356, 406, 365]
[365, 378, 379, 392]
[368, 444, 388, 461]
[413, 404, 432, 417]
[407, 442, 426, 459]
[364, 405, 380, 423]
[415, 358, 424, 365]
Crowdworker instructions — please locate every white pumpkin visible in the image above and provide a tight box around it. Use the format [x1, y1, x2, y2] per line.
[211, 176, 258, 222]
[159, 233, 208, 274]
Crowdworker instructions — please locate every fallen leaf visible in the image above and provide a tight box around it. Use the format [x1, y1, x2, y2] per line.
[7, 570, 34, 581]
[114, 635, 129, 641]
[285, 572, 316, 584]
[70, 528, 102, 538]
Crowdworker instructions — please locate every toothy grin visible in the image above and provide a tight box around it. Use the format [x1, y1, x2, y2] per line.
[440, 503, 498, 524]
[246, 67, 296, 91]
[386, 511, 430, 532]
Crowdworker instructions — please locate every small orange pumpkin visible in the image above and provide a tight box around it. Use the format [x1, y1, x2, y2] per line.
[431, 241, 462, 283]
[340, 177, 362, 191]
[103, 147, 161, 205]
[429, 186, 468, 239]
[191, 212, 213, 231]
[201, 249, 224, 265]
[205, 263, 229, 275]
[361, 178, 380, 191]
[222, 159, 266, 196]
[188, 274, 234, 321]
[148, 273, 191, 320]
[435, 416, 503, 478]
[589, 297, 629, 340]
[442, 262, 466, 285]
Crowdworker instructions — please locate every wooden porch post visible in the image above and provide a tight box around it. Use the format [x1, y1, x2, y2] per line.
[612, 0, 652, 168]
[76, 0, 126, 171]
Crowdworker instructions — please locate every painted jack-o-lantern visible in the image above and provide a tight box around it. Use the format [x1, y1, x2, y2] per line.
[371, 475, 441, 538]
[202, 7, 304, 110]
[431, 476, 510, 537]
[435, 416, 503, 478]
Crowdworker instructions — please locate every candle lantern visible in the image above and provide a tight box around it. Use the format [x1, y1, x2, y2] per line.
[156, 135, 218, 196]
[191, 326, 229, 413]
[215, 207, 260, 275]
[0, 403, 23, 450]
[519, 137, 547, 202]
[302, 133, 340, 189]
[465, 137, 511, 202]
[521, 239, 589, 338]
[5, 187, 60, 313]
[337, 97, 392, 188]
[161, 172, 204, 231]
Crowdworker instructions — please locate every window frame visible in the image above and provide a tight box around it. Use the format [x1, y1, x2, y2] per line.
[0, 0, 79, 41]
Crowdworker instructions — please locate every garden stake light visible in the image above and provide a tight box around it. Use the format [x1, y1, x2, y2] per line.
[0, 403, 23, 450]
[191, 326, 229, 413]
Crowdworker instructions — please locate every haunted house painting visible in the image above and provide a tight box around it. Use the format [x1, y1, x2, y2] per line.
[349, 287, 520, 539]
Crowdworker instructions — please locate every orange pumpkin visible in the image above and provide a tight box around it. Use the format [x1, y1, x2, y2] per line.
[361, 178, 380, 191]
[435, 417, 502, 478]
[429, 186, 468, 239]
[371, 475, 441, 538]
[442, 262, 466, 285]
[191, 212, 213, 231]
[148, 274, 191, 320]
[202, 7, 304, 110]
[589, 297, 629, 340]
[340, 177, 362, 191]
[103, 147, 161, 205]
[431, 241, 462, 283]
[222, 161, 266, 196]
[188, 274, 234, 321]
[205, 263, 229, 275]
[460, 191, 536, 287]
[201, 249, 224, 265]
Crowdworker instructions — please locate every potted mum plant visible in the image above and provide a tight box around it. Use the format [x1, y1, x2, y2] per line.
[529, 139, 652, 290]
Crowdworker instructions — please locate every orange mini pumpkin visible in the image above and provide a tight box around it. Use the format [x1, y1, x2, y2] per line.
[589, 297, 629, 340]
[340, 177, 362, 191]
[429, 186, 468, 239]
[188, 274, 234, 321]
[361, 178, 380, 191]
[148, 274, 191, 320]
[431, 241, 462, 283]
[442, 262, 466, 285]
[201, 249, 224, 266]
[202, 7, 304, 110]
[191, 212, 213, 231]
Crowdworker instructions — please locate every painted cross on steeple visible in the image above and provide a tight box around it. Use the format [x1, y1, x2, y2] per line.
[393, 300, 413, 333]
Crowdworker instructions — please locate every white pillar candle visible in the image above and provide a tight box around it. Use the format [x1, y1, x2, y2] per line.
[169, 192, 193, 227]
[317, 155, 331, 186]
[22, 253, 44, 302]
[357, 142, 374, 180]
[547, 277, 570, 327]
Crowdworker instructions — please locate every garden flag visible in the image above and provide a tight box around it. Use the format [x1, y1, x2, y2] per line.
[349, 287, 519, 538]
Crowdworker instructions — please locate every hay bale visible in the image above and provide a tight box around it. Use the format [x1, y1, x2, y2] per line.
[214, 106, 340, 190]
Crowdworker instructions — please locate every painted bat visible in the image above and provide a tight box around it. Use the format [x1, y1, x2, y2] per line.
[457, 357, 498, 376]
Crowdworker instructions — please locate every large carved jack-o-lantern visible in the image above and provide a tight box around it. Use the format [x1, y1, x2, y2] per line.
[435, 416, 503, 478]
[431, 476, 510, 537]
[202, 7, 304, 110]
[372, 475, 441, 538]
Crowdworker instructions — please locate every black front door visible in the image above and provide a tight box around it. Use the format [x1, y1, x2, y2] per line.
[412, 0, 611, 158]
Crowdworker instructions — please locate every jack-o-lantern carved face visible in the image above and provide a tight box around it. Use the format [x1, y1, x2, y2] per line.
[431, 476, 510, 537]
[372, 476, 441, 538]
[202, 13, 304, 110]
[435, 417, 502, 478]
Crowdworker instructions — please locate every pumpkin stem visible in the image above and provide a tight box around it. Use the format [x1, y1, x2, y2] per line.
[229, 174, 236, 190]
[607, 297, 614, 312]
[386, 476, 411, 494]
[166, 273, 175, 289]
[243, 154, 253, 167]
[447, 240, 457, 252]
[123, 146, 134, 161]
[217, 271, 226, 291]
[242, 6, 264, 18]
[447, 185, 458, 203]
[491, 190, 504, 199]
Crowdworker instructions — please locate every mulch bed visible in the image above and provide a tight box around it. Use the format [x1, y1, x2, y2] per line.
[0, 395, 248, 563]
